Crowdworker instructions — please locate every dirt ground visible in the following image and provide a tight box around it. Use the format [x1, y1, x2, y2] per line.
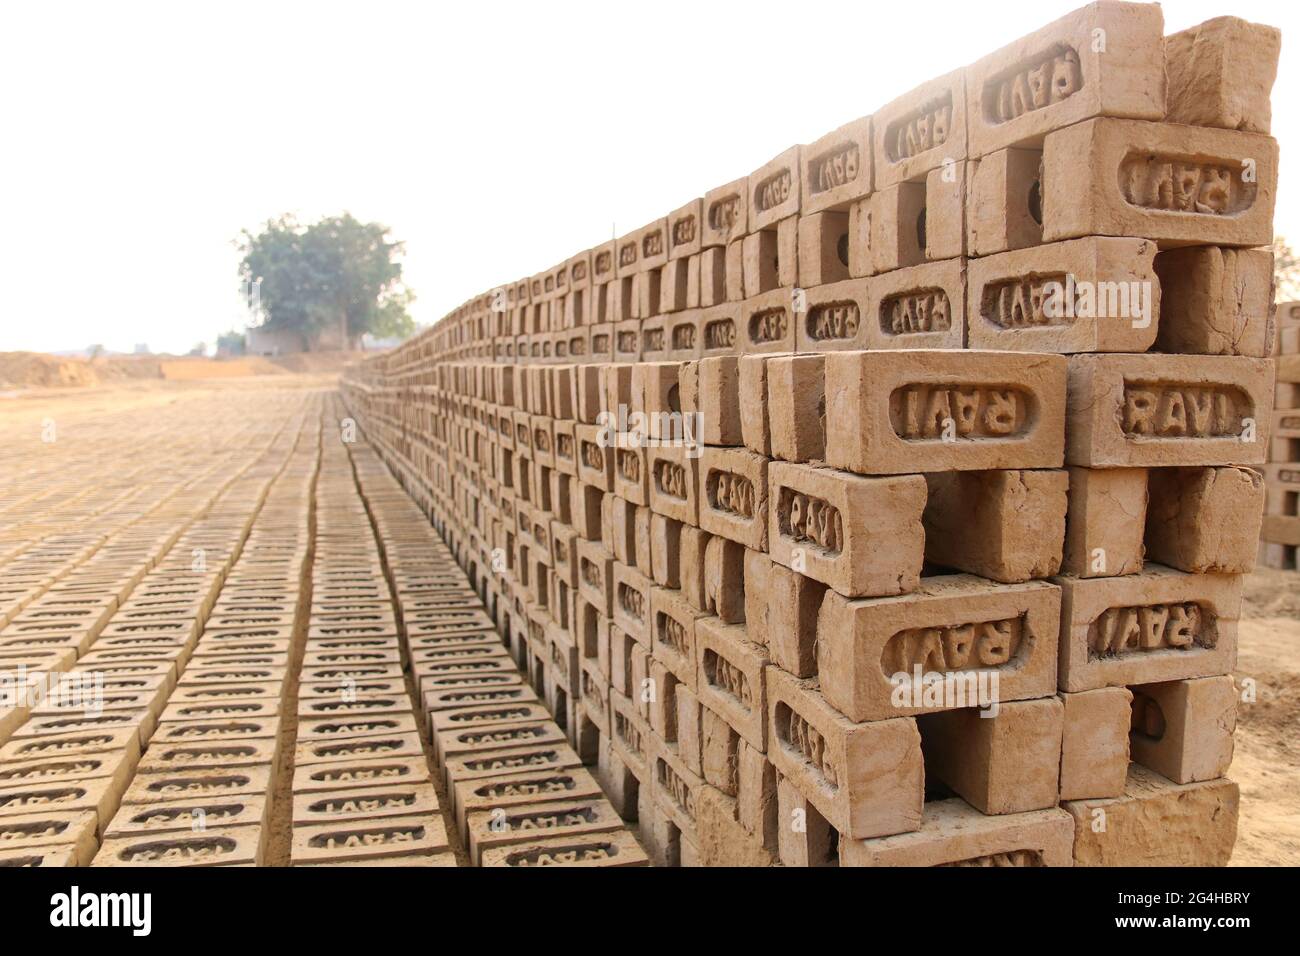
[3, 371, 1297, 867]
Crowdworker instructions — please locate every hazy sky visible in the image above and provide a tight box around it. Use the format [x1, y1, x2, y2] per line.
[2, 0, 1296, 355]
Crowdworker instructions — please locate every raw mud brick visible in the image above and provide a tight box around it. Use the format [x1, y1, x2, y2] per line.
[801, 115, 873, 214]
[1145, 466, 1263, 573]
[96, 826, 263, 867]
[767, 462, 926, 598]
[842, 800, 1075, 867]
[749, 147, 800, 231]
[144, 738, 280, 772]
[703, 536, 745, 624]
[292, 756, 431, 794]
[0, 847, 79, 867]
[663, 309, 702, 360]
[659, 259, 692, 314]
[847, 196, 873, 278]
[1154, 247, 1274, 358]
[824, 350, 1067, 475]
[0, 751, 133, 805]
[572, 364, 605, 424]
[467, 796, 626, 865]
[105, 795, 268, 837]
[629, 644, 651, 721]
[797, 211, 850, 287]
[675, 683, 702, 776]
[634, 361, 686, 441]
[766, 356, 824, 462]
[695, 783, 777, 866]
[924, 161, 967, 260]
[776, 777, 840, 866]
[652, 742, 704, 842]
[1129, 675, 1235, 784]
[1041, 118, 1278, 247]
[965, 1, 1165, 157]
[1062, 466, 1148, 577]
[1056, 565, 1241, 692]
[740, 288, 797, 355]
[923, 469, 1068, 582]
[588, 324, 615, 361]
[292, 784, 439, 827]
[0, 809, 98, 864]
[425, 683, 538, 714]
[699, 447, 767, 549]
[919, 696, 1063, 814]
[699, 706, 740, 796]
[742, 549, 771, 648]
[609, 691, 654, 783]
[647, 444, 699, 524]
[123, 765, 272, 806]
[668, 198, 703, 260]
[867, 182, 925, 273]
[698, 246, 727, 307]
[638, 315, 667, 360]
[575, 539, 613, 615]
[569, 481, 604, 542]
[869, 259, 967, 350]
[724, 242, 745, 303]
[738, 353, 777, 456]
[613, 319, 640, 362]
[966, 147, 1043, 256]
[766, 667, 923, 839]
[1164, 16, 1280, 134]
[611, 563, 651, 645]
[696, 617, 767, 750]
[968, 237, 1160, 352]
[291, 815, 449, 865]
[1064, 353, 1273, 467]
[737, 739, 777, 843]
[607, 495, 636, 564]
[479, 829, 648, 867]
[650, 513, 683, 588]
[612, 443, 647, 505]
[1063, 766, 1237, 866]
[797, 277, 870, 353]
[0, 726, 142, 764]
[818, 576, 1060, 722]
[875, 69, 966, 188]
[297, 713, 419, 746]
[766, 563, 825, 678]
[684, 356, 740, 446]
[702, 178, 748, 248]
[650, 586, 705, 691]
[1059, 686, 1133, 800]
[0, 777, 122, 829]
[436, 719, 569, 766]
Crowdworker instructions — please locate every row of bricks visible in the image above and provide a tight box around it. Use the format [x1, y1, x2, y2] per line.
[1260, 302, 1300, 567]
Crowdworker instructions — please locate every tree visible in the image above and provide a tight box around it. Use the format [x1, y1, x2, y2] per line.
[237, 213, 415, 350]
[216, 330, 246, 355]
[1274, 236, 1300, 302]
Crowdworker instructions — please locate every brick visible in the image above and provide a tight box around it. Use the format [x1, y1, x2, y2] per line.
[695, 616, 768, 750]
[966, 146, 1043, 256]
[874, 69, 967, 188]
[765, 563, 825, 678]
[817, 576, 1060, 722]
[292, 756, 432, 794]
[800, 115, 873, 214]
[701, 178, 748, 249]
[739, 288, 797, 355]
[1042, 118, 1277, 247]
[1065, 353, 1273, 467]
[842, 800, 1074, 867]
[1056, 565, 1241, 692]
[767, 462, 926, 598]
[702, 536, 746, 624]
[699, 706, 739, 796]
[699, 447, 767, 549]
[646, 443, 699, 524]
[611, 563, 651, 645]
[650, 586, 705, 692]
[919, 696, 1063, 814]
[738, 353, 777, 456]
[797, 212, 850, 287]
[466, 796, 626, 865]
[1145, 466, 1264, 573]
[776, 777, 839, 866]
[867, 182, 926, 273]
[766, 355, 825, 463]
[749, 146, 800, 231]
[968, 237, 1160, 352]
[1129, 675, 1235, 784]
[742, 549, 771, 648]
[825, 350, 1066, 474]
[478, 829, 648, 867]
[766, 667, 923, 839]
[1061, 466, 1148, 578]
[1154, 247, 1274, 357]
[1165, 16, 1280, 134]
[796, 277, 870, 353]
[290, 815, 449, 865]
[922, 468, 1068, 582]
[97, 825, 263, 867]
[1059, 687, 1133, 801]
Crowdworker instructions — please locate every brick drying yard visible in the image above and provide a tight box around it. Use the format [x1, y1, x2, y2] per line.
[2, 2, 1298, 869]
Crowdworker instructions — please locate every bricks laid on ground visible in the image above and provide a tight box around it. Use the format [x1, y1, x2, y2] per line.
[1261, 300, 1300, 569]
[340, 2, 1278, 867]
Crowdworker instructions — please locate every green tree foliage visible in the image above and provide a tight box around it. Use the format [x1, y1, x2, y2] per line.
[237, 213, 415, 348]
[1274, 236, 1300, 302]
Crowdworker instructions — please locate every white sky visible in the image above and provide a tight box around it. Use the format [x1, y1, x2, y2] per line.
[1, 0, 1296, 355]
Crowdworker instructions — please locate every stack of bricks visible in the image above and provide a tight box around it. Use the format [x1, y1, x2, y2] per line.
[341, 2, 1279, 866]
[1261, 301, 1300, 568]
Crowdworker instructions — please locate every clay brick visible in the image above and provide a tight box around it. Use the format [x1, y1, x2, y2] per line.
[609, 691, 654, 783]
[1042, 118, 1277, 247]
[291, 784, 439, 827]
[966, 147, 1043, 256]
[699, 447, 767, 549]
[724, 242, 745, 304]
[874, 69, 967, 188]
[650, 586, 705, 692]
[870, 259, 967, 351]
[765, 563, 825, 678]
[612, 443, 647, 506]
[1061, 466, 1148, 577]
[968, 237, 1160, 353]
[1065, 353, 1273, 467]
[1056, 565, 1241, 692]
[738, 353, 777, 456]
[742, 229, 780, 299]
[1154, 247, 1275, 358]
[1059, 686, 1133, 801]
[698, 247, 727, 307]
[702, 536, 745, 624]
[825, 350, 1067, 475]
[796, 277, 870, 353]
[766, 666, 923, 839]
[668, 199, 703, 260]
[611, 562, 652, 645]
[701, 178, 748, 249]
[649, 513, 682, 588]
[652, 741, 704, 835]
[766, 356, 824, 463]
[699, 705, 739, 796]
[1145, 466, 1264, 573]
[797, 211, 850, 287]
[694, 784, 777, 866]
[749, 146, 800, 231]
[801, 115, 873, 214]
[97, 825, 263, 867]
[923, 469, 1068, 582]
[817, 576, 1061, 722]
[466, 796, 626, 865]
[695, 617, 768, 750]
[1129, 675, 1235, 784]
[842, 800, 1074, 867]
[868, 181, 926, 273]
[776, 777, 839, 866]
[1063, 766, 1237, 866]
[739, 288, 797, 355]
[290, 815, 449, 864]
[924, 160, 967, 260]
[479, 829, 648, 867]
[964, 1, 1165, 157]
[123, 766, 272, 806]
[1165, 16, 1280, 134]
[675, 683, 703, 776]
[646, 443, 699, 524]
[662, 309, 701, 360]
[742, 549, 771, 648]
[767, 462, 926, 598]
[292, 756, 432, 794]
[919, 696, 1063, 814]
